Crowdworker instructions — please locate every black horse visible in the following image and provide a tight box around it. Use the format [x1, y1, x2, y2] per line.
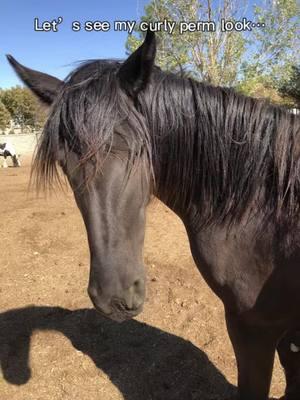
[7, 31, 300, 399]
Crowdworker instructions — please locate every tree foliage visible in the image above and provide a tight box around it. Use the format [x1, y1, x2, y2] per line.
[244, 0, 300, 84]
[0, 100, 11, 131]
[127, 0, 300, 95]
[0, 86, 47, 132]
[279, 65, 300, 107]
[127, 0, 247, 86]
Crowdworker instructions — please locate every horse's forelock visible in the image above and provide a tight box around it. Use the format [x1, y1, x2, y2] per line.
[31, 60, 153, 192]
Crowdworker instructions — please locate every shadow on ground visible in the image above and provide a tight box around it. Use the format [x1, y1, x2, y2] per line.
[0, 306, 236, 400]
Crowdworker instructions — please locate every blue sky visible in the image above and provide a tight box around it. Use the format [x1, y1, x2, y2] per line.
[0, 0, 149, 88]
[0, 0, 266, 89]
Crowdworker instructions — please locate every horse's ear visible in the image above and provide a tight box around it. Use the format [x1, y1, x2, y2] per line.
[6, 55, 63, 105]
[118, 29, 156, 95]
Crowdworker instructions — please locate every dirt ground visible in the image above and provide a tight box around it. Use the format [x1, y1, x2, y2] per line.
[0, 157, 285, 399]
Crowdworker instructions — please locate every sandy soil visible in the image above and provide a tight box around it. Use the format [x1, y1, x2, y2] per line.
[0, 157, 285, 399]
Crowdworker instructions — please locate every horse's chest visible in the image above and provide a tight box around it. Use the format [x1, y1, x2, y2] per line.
[186, 226, 275, 315]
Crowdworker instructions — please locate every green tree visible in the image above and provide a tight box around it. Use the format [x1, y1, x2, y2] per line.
[243, 0, 300, 86]
[126, 1, 191, 73]
[0, 100, 11, 131]
[127, 0, 299, 92]
[127, 0, 247, 86]
[1, 87, 46, 132]
[279, 65, 300, 107]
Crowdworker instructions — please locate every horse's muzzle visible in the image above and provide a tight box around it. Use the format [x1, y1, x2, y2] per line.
[88, 279, 145, 322]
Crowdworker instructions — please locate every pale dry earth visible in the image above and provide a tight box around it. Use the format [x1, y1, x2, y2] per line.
[0, 157, 285, 399]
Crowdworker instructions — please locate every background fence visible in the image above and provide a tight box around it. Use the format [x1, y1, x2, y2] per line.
[0, 133, 40, 155]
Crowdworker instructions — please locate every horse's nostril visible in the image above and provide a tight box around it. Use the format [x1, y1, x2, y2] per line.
[123, 279, 145, 311]
[133, 279, 145, 294]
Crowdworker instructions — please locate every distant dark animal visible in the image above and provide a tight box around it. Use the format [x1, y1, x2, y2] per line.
[7, 30, 300, 399]
[0, 141, 21, 167]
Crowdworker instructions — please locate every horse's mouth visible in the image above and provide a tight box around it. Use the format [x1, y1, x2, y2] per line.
[90, 298, 143, 323]
[94, 306, 143, 323]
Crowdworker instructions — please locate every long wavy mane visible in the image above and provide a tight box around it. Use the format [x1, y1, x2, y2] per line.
[33, 59, 300, 228]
